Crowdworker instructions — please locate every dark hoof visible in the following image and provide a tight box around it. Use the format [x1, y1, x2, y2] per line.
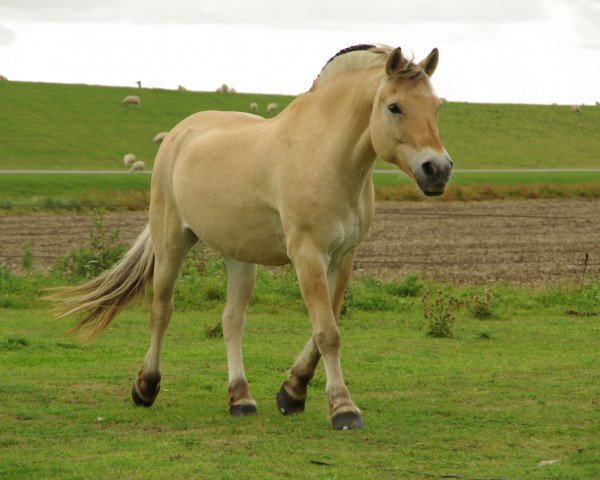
[229, 403, 258, 416]
[131, 383, 158, 408]
[276, 384, 305, 415]
[331, 411, 365, 430]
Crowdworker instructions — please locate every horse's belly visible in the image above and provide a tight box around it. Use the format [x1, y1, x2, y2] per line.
[186, 208, 290, 266]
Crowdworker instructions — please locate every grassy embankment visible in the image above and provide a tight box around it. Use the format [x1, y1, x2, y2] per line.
[1, 81, 600, 205]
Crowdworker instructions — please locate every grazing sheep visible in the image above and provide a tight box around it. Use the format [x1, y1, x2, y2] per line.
[0, 75, 7, 81]
[178, 85, 187, 91]
[571, 105, 581, 113]
[216, 83, 229, 94]
[267, 102, 278, 114]
[250, 102, 258, 113]
[153, 131, 169, 144]
[123, 153, 136, 167]
[130, 160, 145, 173]
[122, 95, 140, 106]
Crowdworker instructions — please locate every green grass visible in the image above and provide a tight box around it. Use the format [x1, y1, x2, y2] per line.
[374, 170, 600, 187]
[1, 281, 599, 479]
[0, 81, 292, 170]
[3, 170, 600, 210]
[1, 247, 599, 478]
[2, 81, 600, 171]
[0, 174, 151, 208]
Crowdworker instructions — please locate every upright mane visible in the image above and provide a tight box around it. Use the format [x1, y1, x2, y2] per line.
[310, 43, 424, 91]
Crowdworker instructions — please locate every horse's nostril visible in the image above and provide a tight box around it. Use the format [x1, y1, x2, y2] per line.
[449, 160, 454, 169]
[422, 161, 436, 179]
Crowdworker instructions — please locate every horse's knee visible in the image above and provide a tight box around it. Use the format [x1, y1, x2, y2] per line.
[314, 328, 340, 354]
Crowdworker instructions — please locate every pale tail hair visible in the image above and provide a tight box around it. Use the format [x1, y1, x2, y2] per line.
[49, 225, 155, 340]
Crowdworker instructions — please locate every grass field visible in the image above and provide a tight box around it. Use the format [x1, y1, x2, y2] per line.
[1, 275, 599, 479]
[2, 80, 600, 171]
[3, 170, 600, 209]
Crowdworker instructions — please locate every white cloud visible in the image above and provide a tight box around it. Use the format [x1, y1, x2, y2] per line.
[0, 24, 15, 44]
[0, 0, 550, 26]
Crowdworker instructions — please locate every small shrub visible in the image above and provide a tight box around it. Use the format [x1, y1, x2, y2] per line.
[422, 290, 458, 338]
[1, 337, 30, 350]
[385, 273, 424, 297]
[470, 289, 494, 320]
[21, 244, 34, 273]
[476, 331, 492, 340]
[204, 321, 223, 339]
[565, 281, 600, 316]
[54, 210, 126, 279]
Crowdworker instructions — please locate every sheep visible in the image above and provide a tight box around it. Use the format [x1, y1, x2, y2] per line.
[216, 83, 236, 94]
[0, 75, 7, 81]
[250, 102, 258, 113]
[123, 153, 136, 167]
[152, 131, 169, 144]
[122, 95, 140, 106]
[571, 105, 581, 113]
[216, 83, 229, 94]
[130, 160, 145, 173]
[267, 102, 278, 114]
[178, 85, 187, 91]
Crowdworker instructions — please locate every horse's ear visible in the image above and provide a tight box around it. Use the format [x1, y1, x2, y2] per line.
[385, 47, 406, 77]
[419, 48, 439, 77]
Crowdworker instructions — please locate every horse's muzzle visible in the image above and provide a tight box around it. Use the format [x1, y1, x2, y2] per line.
[414, 155, 453, 196]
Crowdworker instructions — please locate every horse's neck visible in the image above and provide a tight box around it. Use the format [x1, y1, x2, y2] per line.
[312, 68, 381, 193]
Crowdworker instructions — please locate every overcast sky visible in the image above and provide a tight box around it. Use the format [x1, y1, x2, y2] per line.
[1, 0, 599, 104]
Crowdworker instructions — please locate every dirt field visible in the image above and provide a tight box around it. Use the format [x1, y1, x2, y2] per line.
[1, 199, 599, 285]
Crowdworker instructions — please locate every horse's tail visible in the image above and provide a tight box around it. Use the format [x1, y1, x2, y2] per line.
[49, 225, 154, 340]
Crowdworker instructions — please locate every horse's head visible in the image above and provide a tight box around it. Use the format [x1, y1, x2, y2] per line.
[370, 47, 452, 196]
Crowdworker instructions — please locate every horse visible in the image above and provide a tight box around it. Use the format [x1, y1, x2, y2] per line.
[51, 44, 453, 430]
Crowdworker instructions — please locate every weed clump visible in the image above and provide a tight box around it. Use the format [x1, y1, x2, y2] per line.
[422, 290, 458, 338]
[53, 210, 126, 279]
[470, 289, 494, 320]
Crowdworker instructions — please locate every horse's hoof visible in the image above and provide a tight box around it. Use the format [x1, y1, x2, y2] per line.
[229, 403, 258, 416]
[131, 383, 157, 408]
[331, 411, 365, 430]
[276, 384, 305, 415]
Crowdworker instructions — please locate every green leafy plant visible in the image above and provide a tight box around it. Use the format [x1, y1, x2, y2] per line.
[21, 243, 34, 273]
[53, 210, 126, 279]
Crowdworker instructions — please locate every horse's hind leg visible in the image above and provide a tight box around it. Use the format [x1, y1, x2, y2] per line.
[223, 256, 258, 415]
[132, 222, 196, 407]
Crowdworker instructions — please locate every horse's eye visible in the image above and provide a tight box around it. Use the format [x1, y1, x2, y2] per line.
[388, 103, 402, 115]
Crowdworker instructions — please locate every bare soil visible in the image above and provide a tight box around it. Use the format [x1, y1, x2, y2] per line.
[1, 199, 599, 285]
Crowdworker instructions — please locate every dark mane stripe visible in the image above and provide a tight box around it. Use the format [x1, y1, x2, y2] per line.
[323, 44, 377, 68]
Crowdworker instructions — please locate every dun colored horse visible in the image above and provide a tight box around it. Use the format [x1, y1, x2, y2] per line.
[52, 44, 453, 429]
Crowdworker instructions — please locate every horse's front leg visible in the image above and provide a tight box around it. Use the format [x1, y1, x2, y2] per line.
[277, 249, 357, 417]
[223, 256, 258, 416]
[285, 243, 363, 429]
